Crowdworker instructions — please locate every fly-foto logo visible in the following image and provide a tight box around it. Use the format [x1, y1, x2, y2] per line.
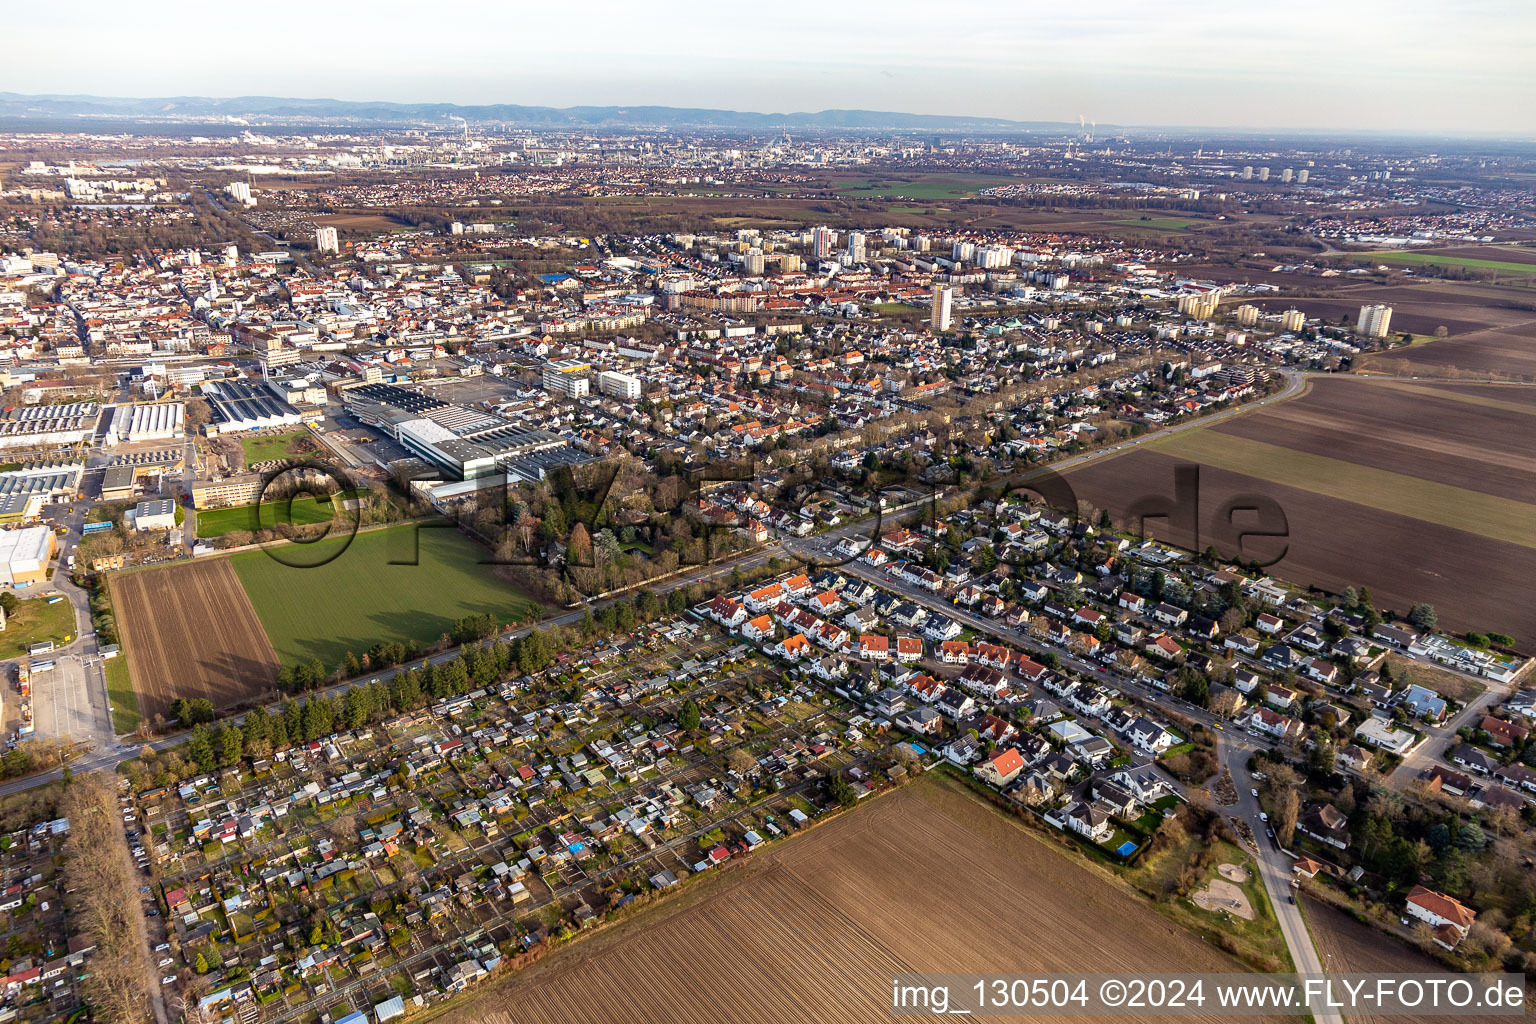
[1123, 464, 1290, 568]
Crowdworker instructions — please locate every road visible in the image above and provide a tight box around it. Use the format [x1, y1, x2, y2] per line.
[1215, 735, 1342, 1024]
[782, 530, 1345, 1014]
[1389, 673, 1519, 786]
[0, 369, 1305, 783]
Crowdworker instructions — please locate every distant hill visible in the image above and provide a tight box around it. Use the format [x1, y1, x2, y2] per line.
[0, 92, 1078, 133]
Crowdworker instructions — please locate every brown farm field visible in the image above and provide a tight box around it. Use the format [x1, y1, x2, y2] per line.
[441, 777, 1272, 1024]
[109, 559, 280, 722]
[1365, 320, 1536, 380]
[1069, 449, 1536, 646]
[313, 212, 409, 234]
[1212, 377, 1536, 505]
[1300, 897, 1446, 1024]
[1065, 377, 1536, 647]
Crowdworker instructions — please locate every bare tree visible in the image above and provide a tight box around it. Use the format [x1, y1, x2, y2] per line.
[1275, 788, 1300, 847]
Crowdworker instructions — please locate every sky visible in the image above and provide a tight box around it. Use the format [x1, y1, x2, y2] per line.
[6, 0, 1535, 135]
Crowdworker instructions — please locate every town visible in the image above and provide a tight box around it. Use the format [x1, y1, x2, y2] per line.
[0, 40, 1533, 1024]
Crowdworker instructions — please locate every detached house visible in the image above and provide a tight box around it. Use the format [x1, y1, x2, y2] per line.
[896, 705, 942, 736]
[976, 748, 1026, 788]
[940, 640, 973, 665]
[1127, 717, 1175, 755]
[858, 635, 892, 661]
[1480, 716, 1529, 749]
[1062, 800, 1113, 842]
[774, 633, 811, 661]
[1304, 659, 1339, 685]
[742, 615, 775, 642]
[1299, 803, 1350, 849]
[1112, 763, 1173, 807]
[958, 664, 1011, 699]
[709, 596, 747, 628]
[896, 636, 924, 662]
[1249, 708, 1303, 741]
[1405, 886, 1477, 949]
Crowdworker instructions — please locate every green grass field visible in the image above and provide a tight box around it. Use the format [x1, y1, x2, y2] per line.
[1351, 251, 1536, 276]
[1144, 429, 1536, 548]
[1110, 217, 1203, 231]
[195, 496, 338, 538]
[830, 174, 1015, 199]
[229, 524, 544, 668]
[105, 656, 139, 734]
[241, 429, 315, 464]
[0, 598, 76, 661]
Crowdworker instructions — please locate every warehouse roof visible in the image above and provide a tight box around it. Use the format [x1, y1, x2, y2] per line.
[0, 526, 53, 566]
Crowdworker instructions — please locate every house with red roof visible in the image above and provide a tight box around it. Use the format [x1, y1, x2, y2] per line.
[742, 615, 775, 642]
[1405, 886, 1477, 949]
[976, 748, 1025, 788]
[859, 635, 891, 661]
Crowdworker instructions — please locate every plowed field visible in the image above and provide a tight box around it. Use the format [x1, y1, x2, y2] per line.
[442, 777, 1271, 1024]
[109, 559, 280, 721]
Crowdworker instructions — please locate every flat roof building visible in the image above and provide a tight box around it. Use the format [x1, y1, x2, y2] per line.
[0, 526, 56, 585]
[597, 370, 642, 401]
[542, 359, 591, 399]
[133, 498, 178, 532]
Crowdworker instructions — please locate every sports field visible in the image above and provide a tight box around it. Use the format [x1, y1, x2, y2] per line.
[194, 496, 338, 538]
[229, 524, 543, 668]
[241, 428, 317, 464]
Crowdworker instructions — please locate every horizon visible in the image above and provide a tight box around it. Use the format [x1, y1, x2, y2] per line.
[3, 89, 1534, 142]
[4, 0, 1534, 136]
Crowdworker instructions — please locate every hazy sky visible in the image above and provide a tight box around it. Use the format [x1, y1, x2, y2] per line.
[8, 0, 1534, 135]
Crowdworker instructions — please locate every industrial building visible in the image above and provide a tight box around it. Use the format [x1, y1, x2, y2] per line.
[0, 404, 98, 452]
[342, 381, 591, 482]
[0, 526, 56, 586]
[132, 498, 178, 531]
[110, 401, 186, 443]
[99, 449, 183, 502]
[0, 462, 81, 524]
[200, 379, 306, 434]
